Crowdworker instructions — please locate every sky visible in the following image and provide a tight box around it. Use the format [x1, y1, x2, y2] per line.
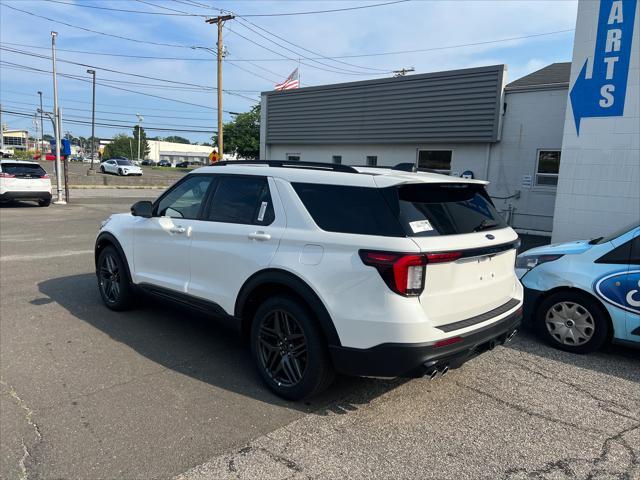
[0, 0, 579, 144]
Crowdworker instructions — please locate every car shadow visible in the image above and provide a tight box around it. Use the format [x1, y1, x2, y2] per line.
[505, 327, 639, 384]
[38, 273, 408, 415]
[0, 200, 41, 208]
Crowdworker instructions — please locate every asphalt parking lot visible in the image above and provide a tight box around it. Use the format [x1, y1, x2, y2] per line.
[1, 191, 638, 480]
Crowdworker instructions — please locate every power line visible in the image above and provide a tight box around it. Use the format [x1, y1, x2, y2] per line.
[1, 45, 265, 92]
[229, 22, 386, 76]
[0, 27, 575, 61]
[233, 16, 389, 73]
[2, 100, 217, 121]
[3, 109, 218, 133]
[41, 0, 204, 16]
[0, 3, 209, 49]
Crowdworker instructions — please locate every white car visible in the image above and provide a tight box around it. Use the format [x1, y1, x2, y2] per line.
[100, 158, 143, 176]
[95, 161, 523, 399]
[0, 160, 52, 207]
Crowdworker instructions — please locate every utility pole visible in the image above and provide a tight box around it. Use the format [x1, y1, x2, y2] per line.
[205, 14, 234, 160]
[136, 113, 143, 162]
[87, 69, 96, 173]
[51, 31, 65, 205]
[37, 91, 44, 161]
[393, 67, 415, 77]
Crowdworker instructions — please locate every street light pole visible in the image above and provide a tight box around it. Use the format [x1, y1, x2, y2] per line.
[51, 31, 65, 204]
[37, 91, 44, 161]
[87, 69, 96, 173]
[136, 113, 143, 162]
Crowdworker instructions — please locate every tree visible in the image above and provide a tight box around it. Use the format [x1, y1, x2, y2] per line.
[163, 135, 191, 144]
[103, 134, 134, 159]
[43, 134, 54, 142]
[132, 125, 150, 159]
[212, 105, 260, 159]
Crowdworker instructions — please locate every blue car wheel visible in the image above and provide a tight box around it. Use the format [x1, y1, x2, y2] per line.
[536, 291, 610, 353]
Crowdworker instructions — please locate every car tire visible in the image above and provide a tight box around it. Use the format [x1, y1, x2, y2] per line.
[118, 168, 124, 176]
[535, 290, 609, 354]
[100, 166, 105, 174]
[250, 295, 335, 400]
[38, 199, 51, 207]
[97, 246, 135, 311]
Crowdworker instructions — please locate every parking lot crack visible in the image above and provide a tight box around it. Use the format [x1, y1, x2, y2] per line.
[456, 381, 601, 435]
[0, 380, 43, 480]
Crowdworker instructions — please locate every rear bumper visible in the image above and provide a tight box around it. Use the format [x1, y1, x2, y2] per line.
[329, 306, 522, 377]
[0, 191, 52, 202]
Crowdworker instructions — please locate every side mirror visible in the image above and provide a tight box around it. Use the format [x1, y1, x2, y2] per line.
[131, 200, 153, 218]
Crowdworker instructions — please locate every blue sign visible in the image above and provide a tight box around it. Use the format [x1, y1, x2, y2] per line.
[49, 138, 72, 156]
[570, 0, 637, 134]
[594, 270, 640, 315]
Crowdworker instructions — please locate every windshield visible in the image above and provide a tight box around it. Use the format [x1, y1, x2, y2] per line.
[387, 183, 508, 237]
[116, 160, 132, 166]
[590, 221, 639, 244]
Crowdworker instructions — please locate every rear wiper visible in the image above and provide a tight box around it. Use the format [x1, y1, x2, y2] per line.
[474, 219, 499, 232]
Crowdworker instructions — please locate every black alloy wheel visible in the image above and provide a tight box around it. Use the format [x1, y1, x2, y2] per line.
[97, 246, 134, 311]
[99, 251, 121, 304]
[250, 295, 334, 400]
[257, 309, 308, 387]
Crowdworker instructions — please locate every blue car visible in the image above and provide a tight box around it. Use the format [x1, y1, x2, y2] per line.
[516, 222, 639, 353]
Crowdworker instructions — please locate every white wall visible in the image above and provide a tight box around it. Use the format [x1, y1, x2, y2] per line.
[488, 88, 568, 233]
[553, 0, 640, 242]
[266, 143, 490, 175]
[147, 140, 214, 162]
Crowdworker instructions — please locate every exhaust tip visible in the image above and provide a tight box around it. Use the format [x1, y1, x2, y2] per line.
[425, 367, 438, 380]
[440, 365, 449, 376]
[506, 329, 518, 343]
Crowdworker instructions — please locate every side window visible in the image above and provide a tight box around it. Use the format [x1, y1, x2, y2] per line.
[366, 155, 378, 166]
[286, 153, 301, 162]
[536, 150, 561, 187]
[631, 235, 640, 265]
[332, 155, 342, 164]
[156, 175, 213, 219]
[595, 240, 633, 265]
[207, 176, 274, 225]
[418, 150, 452, 174]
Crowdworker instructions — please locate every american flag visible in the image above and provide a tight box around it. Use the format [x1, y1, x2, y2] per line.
[274, 68, 300, 91]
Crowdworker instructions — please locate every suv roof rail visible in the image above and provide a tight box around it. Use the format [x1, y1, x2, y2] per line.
[212, 160, 359, 174]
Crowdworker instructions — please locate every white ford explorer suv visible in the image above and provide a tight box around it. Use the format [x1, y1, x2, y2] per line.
[95, 161, 523, 399]
[0, 160, 52, 206]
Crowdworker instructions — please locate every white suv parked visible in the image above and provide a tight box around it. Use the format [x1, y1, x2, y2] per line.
[95, 161, 523, 399]
[0, 160, 52, 206]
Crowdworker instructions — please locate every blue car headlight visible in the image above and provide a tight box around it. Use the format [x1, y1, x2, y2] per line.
[515, 254, 564, 271]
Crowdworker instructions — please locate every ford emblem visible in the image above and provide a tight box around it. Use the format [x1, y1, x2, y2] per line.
[485, 234, 495, 240]
[594, 270, 640, 314]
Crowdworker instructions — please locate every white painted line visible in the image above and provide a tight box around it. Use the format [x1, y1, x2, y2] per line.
[0, 250, 93, 262]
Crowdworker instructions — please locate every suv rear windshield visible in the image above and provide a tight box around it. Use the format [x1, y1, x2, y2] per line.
[0, 163, 47, 178]
[390, 183, 507, 236]
[292, 182, 506, 237]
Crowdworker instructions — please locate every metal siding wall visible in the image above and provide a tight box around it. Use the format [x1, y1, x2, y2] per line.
[265, 65, 505, 144]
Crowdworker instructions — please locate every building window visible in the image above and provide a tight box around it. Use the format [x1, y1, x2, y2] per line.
[366, 155, 377, 166]
[536, 150, 561, 186]
[332, 155, 342, 164]
[418, 150, 452, 174]
[286, 153, 301, 161]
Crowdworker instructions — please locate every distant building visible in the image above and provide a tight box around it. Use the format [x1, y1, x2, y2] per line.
[147, 140, 214, 165]
[260, 63, 571, 235]
[1, 128, 29, 151]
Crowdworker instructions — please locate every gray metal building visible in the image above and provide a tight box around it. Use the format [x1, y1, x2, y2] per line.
[260, 63, 571, 235]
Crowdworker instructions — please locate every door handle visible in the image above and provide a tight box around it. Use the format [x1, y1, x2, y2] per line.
[248, 231, 271, 241]
[170, 226, 186, 234]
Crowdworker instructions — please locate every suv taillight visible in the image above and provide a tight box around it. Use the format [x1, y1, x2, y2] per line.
[359, 250, 427, 296]
[0, 172, 15, 178]
[359, 249, 463, 296]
